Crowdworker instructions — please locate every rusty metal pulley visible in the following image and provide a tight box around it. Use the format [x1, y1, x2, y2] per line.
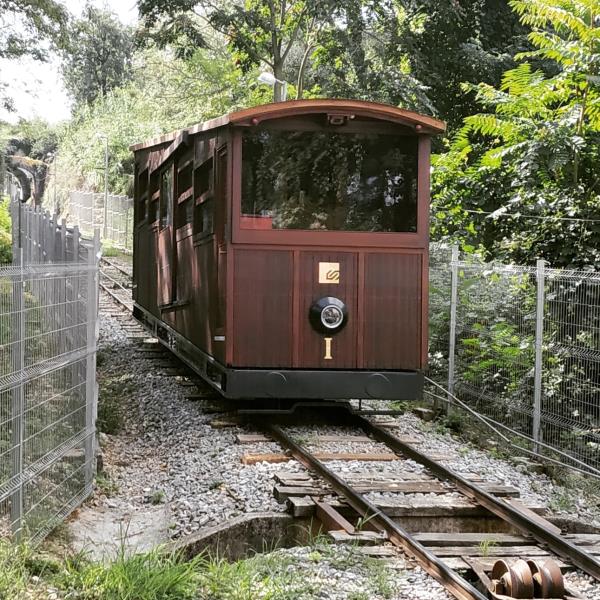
[492, 559, 534, 598]
[490, 558, 566, 599]
[526, 560, 565, 599]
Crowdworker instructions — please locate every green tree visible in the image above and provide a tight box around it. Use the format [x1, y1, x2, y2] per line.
[138, 0, 385, 102]
[401, 0, 531, 127]
[0, 0, 69, 110]
[309, 2, 432, 110]
[432, 0, 600, 268]
[61, 4, 134, 108]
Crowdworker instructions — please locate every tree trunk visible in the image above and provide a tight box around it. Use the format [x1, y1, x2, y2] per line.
[273, 61, 285, 102]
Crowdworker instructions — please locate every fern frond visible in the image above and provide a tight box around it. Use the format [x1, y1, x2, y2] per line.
[463, 114, 523, 141]
[509, 0, 591, 39]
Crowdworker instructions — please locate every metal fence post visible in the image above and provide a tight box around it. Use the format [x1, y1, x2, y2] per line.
[446, 245, 460, 411]
[84, 230, 100, 493]
[10, 248, 25, 540]
[533, 259, 546, 454]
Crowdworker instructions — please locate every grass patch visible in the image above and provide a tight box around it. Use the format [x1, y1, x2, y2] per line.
[0, 541, 35, 599]
[197, 552, 317, 600]
[57, 547, 202, 600]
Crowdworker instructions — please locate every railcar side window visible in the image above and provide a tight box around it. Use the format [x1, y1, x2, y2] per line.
[241, 130, 418, 232]
[193, 199, 214, 237]
[159, 167, 173, 229]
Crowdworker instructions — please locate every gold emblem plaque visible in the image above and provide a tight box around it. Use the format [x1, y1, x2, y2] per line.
[324, 337, 333, 360]
[318, 262, 340, 284]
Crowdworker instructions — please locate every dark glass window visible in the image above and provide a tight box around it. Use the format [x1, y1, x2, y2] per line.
[176, 198, 193, 229]
[159, 167, 173, 229]
[241, 129, 418, 232]
[194, 199, 213, 238]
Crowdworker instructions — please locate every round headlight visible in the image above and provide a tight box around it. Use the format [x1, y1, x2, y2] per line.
[309, 296, 348, 334]
[321, 304, 344, 329]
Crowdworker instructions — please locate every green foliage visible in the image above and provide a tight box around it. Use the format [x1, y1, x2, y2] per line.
[432, 0, 600, 269]
[198, 552, 315, 599]
[61, 4, 134, 108]
[0, 0, 69, 111]
[0, 0, 68, 61]
[401, 0, 531, 127]
[0, 196, 12, 263]
[139, 0, 382, 103]
[54, 43, 257, 197]
[0, 541, 34, 599]
[57, 547, 202, 600]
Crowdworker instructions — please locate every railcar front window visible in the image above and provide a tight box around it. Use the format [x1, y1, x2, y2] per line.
[241, 130, 418, 232]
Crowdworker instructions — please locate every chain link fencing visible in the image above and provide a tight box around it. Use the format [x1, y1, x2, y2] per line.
[68, 191, 133, 253]
[0, 198, 99, 543]
[429, 245, 600, 478]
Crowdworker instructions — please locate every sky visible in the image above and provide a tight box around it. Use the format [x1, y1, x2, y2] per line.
[0, 0, 139, 124]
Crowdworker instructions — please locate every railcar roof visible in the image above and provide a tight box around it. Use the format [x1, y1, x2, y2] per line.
[130, 99, 446, 152]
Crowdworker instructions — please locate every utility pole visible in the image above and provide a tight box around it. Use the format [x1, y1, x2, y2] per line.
[95, 133, 109, 239]
[102, 135, 109, 239]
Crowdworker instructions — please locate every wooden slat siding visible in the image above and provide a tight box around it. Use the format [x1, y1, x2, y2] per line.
[292, 249, 301, 367]
[173, 233, 194, 339]
[357, 251, 365, 368]
[418, 135, 431, 367]
[298, 251, 357, 369]
[190, 241, 214, 354]
[225, 135, 238, 366]
[363, 252, 422, 369]
[232, 249, 293, 367]
[217, 141, 230, 365]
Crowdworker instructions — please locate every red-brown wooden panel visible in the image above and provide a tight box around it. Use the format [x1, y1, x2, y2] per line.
[232, 249, 293, 367]
[363, 252, 423, 370]
[298, 251, 357, 369]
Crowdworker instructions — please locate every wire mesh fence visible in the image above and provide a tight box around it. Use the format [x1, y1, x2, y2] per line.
[69, 191, 133, 253]
[0, 200, 99, 543]
[429, 245, 600, 477]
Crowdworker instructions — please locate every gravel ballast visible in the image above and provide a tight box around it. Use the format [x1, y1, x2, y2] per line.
[78, 303, 600, 598]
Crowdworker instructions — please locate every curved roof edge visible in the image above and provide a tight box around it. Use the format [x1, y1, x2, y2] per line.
[130, 99, 446, 152]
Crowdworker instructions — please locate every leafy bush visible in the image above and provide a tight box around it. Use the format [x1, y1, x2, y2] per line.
[0, 197, 11, 263]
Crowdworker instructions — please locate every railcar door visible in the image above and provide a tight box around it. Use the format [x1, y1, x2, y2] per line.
[213, 146, 228, 362]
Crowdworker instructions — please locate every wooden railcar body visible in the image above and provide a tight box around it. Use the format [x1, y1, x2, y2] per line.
[131, 100, 445, 400]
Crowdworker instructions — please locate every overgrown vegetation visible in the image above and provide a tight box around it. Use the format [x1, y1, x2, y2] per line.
[432, 0, 600, 269]
[0, 196, 11, 263]
[0, 538, 404, 600]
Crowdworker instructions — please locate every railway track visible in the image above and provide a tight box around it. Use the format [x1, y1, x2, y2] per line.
[97, 260, 599, 600]
[237, 409, 600, 600]
[99, 256, 133, 311]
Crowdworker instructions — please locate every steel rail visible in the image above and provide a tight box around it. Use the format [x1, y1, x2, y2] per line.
[353, 414, 600, 581]
[99, 257, 132, 278]
[265, 423, 488, 600]
[99, 281, 133, 311]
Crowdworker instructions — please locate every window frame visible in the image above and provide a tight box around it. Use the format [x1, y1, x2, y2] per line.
[231, 126, 431, 248]
[159, 161, 175, 231]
